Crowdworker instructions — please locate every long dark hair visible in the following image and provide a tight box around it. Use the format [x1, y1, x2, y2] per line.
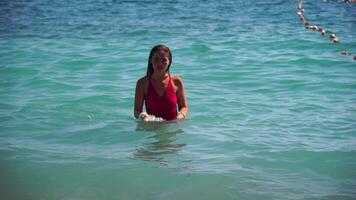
[146, 44, 172, 76]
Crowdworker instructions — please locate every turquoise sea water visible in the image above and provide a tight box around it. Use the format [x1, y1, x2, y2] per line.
[1, 0, 356, 199]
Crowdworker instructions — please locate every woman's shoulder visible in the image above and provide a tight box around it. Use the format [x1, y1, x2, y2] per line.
[136, 75, 149, 90]
[170, 74, 184, 87]
[137, 75, 149, 84]
[171, 73, 183, 80]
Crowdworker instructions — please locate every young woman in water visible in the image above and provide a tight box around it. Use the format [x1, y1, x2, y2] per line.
[134, 44, 188, 121]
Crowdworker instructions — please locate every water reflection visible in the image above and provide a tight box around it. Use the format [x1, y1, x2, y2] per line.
[134, 121, 186, 165]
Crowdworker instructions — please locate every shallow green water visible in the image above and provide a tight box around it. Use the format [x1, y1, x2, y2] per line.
[1, 0, 356, 199]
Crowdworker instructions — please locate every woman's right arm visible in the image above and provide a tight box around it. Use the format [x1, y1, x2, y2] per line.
[134, 78, 145, 119]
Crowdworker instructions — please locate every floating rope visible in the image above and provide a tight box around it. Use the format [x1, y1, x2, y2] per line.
[296, 0, 356, 60]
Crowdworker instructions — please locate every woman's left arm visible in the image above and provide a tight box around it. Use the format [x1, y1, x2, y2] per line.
[174, 76, 188, 119]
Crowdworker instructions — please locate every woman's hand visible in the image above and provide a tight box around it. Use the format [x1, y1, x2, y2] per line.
[139, 112, 164, 122]
[176, 112, 186, 120]
[139, 112, 149, 120]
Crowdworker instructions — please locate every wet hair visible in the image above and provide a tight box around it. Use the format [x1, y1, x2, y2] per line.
[146, 44, 172, 76]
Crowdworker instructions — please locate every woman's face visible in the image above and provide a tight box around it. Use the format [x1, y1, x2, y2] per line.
[151, 51, 170, 73]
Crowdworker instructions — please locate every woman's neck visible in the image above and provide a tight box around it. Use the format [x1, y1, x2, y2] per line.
[151, 71, 169, 81]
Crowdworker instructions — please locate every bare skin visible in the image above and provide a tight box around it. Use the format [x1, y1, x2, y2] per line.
[134, 51, 188, 120]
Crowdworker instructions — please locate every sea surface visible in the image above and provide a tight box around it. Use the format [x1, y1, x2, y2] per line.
[1, 0, 356, 199]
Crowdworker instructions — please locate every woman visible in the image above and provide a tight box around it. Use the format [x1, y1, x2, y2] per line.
[134, 44, 188, 121]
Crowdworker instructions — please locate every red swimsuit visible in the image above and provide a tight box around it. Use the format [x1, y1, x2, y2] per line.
[145, 74, 177, 120]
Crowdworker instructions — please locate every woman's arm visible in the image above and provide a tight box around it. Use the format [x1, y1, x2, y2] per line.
[134, 77, 146, 119]
[174, 76, 188, 119]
